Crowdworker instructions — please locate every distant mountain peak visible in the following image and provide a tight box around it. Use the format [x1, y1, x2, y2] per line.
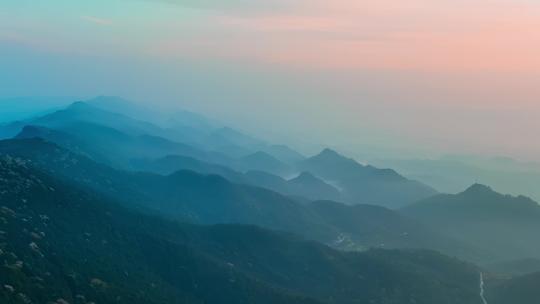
[309, 148, 359, 167]
[289, 171, 326, 185]
[17, 125, 45, 137]
[69, 98, 137, 115]
[319, 148, 342, 157]
[64, 101, 106, 114]
[311, 148, 349, 162]
[68, 100, 91, 109]
[294, 171, 317, 180]
[457, 183, 538, 208]
[15, 125, 62, 141]
[299, 148, 436, 207]
[461, 183, 495, 196]
[288, 171, 341, 200]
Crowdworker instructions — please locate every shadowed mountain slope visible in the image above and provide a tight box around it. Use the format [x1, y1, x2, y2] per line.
[402, 184, 540, 261]
[15, 124, 210, 169]
[486, 272, 540, 304]
[0, 138, 477, 259]
[0, 156, 485, 304]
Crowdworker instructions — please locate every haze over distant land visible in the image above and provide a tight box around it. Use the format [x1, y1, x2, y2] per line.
[3, 1, 540, 303]
[4, 94, 540, 202]
[0, 97, 79, 123]
[2, 0, 540, 161]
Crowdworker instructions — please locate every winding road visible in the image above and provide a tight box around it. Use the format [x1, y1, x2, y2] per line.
[479, 272, 488, 304]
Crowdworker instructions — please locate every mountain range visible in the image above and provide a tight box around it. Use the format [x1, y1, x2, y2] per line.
[1, 99, 437, 208]
[0, 155, 483, 304]
[0, 138, 468, 257]
[299, 148, 437, 208]
[1, 96, 540, 303]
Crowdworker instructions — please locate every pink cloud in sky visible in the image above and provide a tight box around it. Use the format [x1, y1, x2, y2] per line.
[151, 0, 540, 74]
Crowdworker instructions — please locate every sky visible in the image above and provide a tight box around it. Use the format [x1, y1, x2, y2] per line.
[1, 0, 540, 160]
